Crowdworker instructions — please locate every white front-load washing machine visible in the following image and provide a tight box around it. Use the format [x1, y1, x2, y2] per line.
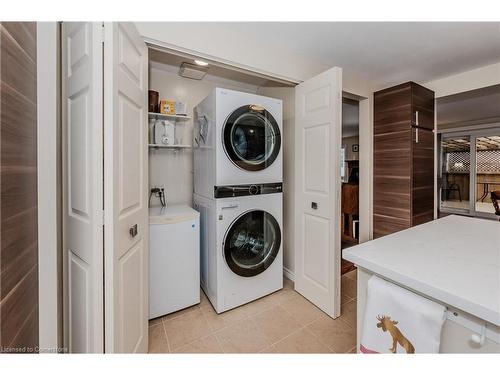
[193, 184, 283, 313]
[193, 88, 283, 198]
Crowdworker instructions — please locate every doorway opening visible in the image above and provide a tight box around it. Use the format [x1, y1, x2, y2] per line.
[340, 97, 360, 275]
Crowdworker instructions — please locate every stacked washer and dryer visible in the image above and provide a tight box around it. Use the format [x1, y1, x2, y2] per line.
[193, 88, 284, 313]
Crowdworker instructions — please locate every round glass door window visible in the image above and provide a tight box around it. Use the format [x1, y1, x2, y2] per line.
[223, 105, 281, 171]
[223, 210, 281, 277]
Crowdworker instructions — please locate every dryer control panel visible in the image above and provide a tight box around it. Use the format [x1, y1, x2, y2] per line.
[214, 182, 282, 198]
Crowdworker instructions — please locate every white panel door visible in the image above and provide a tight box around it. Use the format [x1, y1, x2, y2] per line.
[103, 22, 149, 353]
[294, 67, 342, 318]
[62, 22, 104, 353]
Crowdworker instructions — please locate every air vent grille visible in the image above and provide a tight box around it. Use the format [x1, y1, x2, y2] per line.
[179, 62, 208, 80]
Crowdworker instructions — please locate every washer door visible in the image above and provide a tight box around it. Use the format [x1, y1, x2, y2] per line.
[223, 105, 281, 171]
[224, 210, 281, 277]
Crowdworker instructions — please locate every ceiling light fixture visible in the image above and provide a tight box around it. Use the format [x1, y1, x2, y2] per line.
[194, 60, 209, 66]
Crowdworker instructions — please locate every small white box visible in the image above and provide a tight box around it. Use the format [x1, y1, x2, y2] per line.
[175, 101, 187, 116]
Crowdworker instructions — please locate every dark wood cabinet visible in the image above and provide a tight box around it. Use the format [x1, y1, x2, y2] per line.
[0, 22, 38, 352]
[373, 82, 434, 238]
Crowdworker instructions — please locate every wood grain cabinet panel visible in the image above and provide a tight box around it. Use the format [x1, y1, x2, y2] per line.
[0, 22, 38, 353]
[373, 82, 435, 238]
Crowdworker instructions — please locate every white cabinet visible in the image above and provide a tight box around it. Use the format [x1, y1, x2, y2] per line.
[149, 205, 200, 319]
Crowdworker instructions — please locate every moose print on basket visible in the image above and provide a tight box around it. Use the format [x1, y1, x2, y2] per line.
[376, 315, 415, 354]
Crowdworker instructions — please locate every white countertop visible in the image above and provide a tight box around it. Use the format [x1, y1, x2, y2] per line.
[343, 215, 500, 326]
[149, 205, 199, 225]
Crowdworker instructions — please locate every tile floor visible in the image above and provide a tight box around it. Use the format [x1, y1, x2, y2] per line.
[148, 268, 358, 354]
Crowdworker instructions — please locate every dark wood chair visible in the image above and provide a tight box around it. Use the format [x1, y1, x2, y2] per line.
[442, 175, 461, 201]
[491, 191, 500, 221]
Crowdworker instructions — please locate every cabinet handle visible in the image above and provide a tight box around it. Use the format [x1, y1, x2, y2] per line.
[129, 224, 138, 238]
[415, 128, 419, 143]
[415, 111, 419, 126]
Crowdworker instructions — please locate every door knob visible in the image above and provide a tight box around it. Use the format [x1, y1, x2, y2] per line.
[129, 224, 138, 238]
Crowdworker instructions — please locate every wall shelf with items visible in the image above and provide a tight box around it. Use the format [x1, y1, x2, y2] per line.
[148, 143, 192, 150]
[148, 112, 191, 121]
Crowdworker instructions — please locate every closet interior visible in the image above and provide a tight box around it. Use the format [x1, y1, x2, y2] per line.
[146, 47, 297, 271]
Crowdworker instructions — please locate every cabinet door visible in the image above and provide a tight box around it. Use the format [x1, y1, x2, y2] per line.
[412, 83, 435, 130]
[373, 83, 412, 238]
[103, 22, 149, 353]
[412, 127, 434, 225]
[374, 82, 412, 135]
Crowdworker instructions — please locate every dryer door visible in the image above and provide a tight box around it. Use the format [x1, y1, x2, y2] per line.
[223, 105, 281, 171]
[223, 210, 281, 277]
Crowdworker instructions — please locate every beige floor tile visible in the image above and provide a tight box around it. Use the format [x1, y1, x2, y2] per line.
[345, 269, 357, 280]
[163, 309, 211, 350]
[252, 305, 302, 343]
[342, 275, 357, 300]
[258, 345, 277, 353]
[267, 288, 299, 305]
[173, 334, 223, 353]
[148, 323, 169, 353]
[148, 316, 164, 327]
[270, 328, 333, 353]
[283, 277, 294, 290]
[238, 294, 277, 317]
[163, 304, 201, 321]
[341, 287, 353, 305]
[150, 274, 357, 354]
[201, 303, 248, 332]
[199, 289, 210, 307]
[340, 299, 357, 328]
[306, 315, 356, 353]
[216, 318, 271, 353]
[280, 294, 325, 326]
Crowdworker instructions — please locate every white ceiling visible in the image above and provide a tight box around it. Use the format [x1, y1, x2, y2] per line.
[147, 22, 500, 89]
[437, 84, 500, 127]
[148, 48, 292, 87]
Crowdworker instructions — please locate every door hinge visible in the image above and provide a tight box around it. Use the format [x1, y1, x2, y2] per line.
[101, 210, 105, 225]
[101, 23, 105, 44]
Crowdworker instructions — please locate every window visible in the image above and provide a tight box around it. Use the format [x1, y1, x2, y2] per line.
[439, 129, 500, 218]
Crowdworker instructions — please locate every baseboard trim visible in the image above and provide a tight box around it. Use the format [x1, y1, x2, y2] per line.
[283, 267, 295, 282]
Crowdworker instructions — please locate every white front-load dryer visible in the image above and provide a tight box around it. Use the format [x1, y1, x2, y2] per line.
[194, 185, 283, 313]
[193, 88, 283, 198]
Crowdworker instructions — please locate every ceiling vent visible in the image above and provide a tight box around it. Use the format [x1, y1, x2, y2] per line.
[179, 62, 208, 80]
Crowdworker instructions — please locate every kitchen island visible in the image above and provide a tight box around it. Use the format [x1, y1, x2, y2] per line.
[343, 215, 500, 353]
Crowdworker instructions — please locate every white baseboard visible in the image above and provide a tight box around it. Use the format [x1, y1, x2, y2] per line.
[283, 267, 295, 282]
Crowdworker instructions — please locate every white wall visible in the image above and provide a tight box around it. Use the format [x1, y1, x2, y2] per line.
[425, 62, 500, 98]
[37, 21, 61, 351]
[148, 62, 259, 207]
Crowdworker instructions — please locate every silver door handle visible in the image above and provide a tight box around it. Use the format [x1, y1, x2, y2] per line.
[415, 111, 419, 126]
[221, 204, 238, 210]
[415, 128, 419, 143]
[129, 224, 138, 238]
